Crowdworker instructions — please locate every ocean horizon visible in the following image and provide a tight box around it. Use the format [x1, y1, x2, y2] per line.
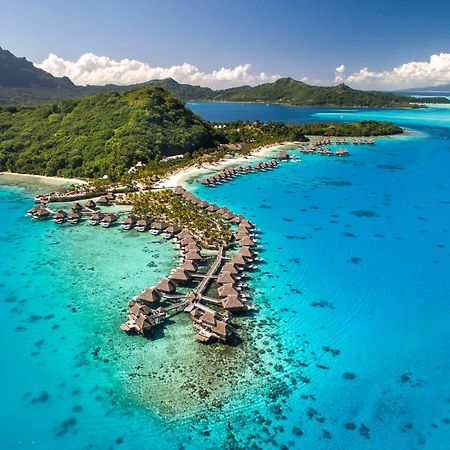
[1, 101, 449, 449]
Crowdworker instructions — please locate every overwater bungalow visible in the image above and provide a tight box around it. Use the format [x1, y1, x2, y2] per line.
[170, 268, 191, 284]
[84, 199, 96, 209]
[121, 301, 157, 335]
[239, 247, 255, 258]
[238, 236, 256, 247]
[97, 196, 110, 206]
[231, 254, 249, 266]
[217, 272, 237, 284]
[222, 211, 235, 221]
[67, 211, 82, 224]
[180, 236, 197, 248]
[71, 202, 83, 211]
[190, 303, 233, 343]
[137, 287, 161, 304]
[33, 207, 51, 219]
[106, 192, 116, 202]
[27, 205, 42, 215]
[180, 260, 198, 273]
[135, 217, 152, 232]
[101, 213, 118, 228]
[222, 262, 241, 274]
[89, 212, 105, 225]
[206, 204, 220, 213]
[155, 278, 177, 294]
[222, 295, 247, 311]
[165, 224, 182, 236]
[185, 251, 203, 262]
[174, 186, 186, 195]
[121, 214, 139, 230]
[150, 221, 169, 234]
[53, 210, 68, 223]
[218, 284, 240, 298]
[184, 242, 201, 253]
[277, 150, 289, 160]
[335, 148, 349, 157]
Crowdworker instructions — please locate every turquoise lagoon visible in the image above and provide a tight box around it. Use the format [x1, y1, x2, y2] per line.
[1, 103, 449, 449]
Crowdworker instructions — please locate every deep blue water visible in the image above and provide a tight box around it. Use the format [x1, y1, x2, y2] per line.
[1, 102, 449, 449]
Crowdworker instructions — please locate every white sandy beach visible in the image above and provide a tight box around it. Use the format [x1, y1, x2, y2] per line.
[157, 142, 296, 188]
[0, 172, 88, 186]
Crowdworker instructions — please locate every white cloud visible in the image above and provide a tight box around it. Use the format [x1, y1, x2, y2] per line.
[35, 53, 282, 89]
[334, 64, 346, 83]
[341, 53, 450, 89]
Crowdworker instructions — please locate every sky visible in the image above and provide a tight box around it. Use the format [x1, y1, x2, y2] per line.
[1, 0, 450, 89]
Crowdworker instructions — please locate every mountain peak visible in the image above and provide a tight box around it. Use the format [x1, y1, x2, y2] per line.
[0, 46, 75, 88]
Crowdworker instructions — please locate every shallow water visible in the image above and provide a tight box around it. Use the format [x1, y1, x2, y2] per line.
[1, 103, 450, 449]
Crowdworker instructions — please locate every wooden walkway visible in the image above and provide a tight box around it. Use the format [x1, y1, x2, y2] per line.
[195, 246, 224, 296]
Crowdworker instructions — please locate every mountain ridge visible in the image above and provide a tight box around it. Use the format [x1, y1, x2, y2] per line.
[0, 47, 449, 106]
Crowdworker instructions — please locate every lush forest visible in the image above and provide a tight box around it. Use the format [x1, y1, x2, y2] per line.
[220, 120, 403, 147]
[0, 87, 222, 179]
[211, 78, 450, 107]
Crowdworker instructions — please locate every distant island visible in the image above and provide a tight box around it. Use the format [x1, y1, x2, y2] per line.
[1, 47, 449, 107]
[398, 83, 450, 93]
[0, 87, 403, 180]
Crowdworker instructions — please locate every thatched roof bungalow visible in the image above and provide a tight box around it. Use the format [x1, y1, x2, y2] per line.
[137, 288, 161, 304]
[155, 278, 177, 294]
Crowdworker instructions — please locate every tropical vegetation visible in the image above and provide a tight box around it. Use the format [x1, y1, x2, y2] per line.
[0, 87, 222, 179]
[131, 189, 232, 248]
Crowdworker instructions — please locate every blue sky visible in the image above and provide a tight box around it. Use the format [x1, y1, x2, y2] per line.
[1, 0, 449, 88]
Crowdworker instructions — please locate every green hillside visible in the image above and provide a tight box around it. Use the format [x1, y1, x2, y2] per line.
[0, 87, 221, 179]
[211, 78, 450, 107]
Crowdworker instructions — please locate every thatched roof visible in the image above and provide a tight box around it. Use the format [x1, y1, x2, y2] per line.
[90, 212, 105, 221]
[178, 229, 193, 239]
[239, 247, 255, 258]
[185, 251, 202, 261]
[97, 196, 110, 204]
[222, 263, 241, 274]
[102, 213, 117, 223]
[84, 199, 96, 208]
[34, 208, 50, 217]
[155, 278, 177, 294]
[218, 284, 239, 297]
[231, 254, 248, 266]
[174, 186, 186, 195]
[151, 221, 169, 231]
[166, 224, 182, 234]
[277, 150, 289, 160]
[184, 243, 201, 253]
[180, 260, 198, 272]
[123, 214, 138, 224]
[136, 217, 151, 227]
[138, 288, 161, 304]
[170, 269, 191, 283]
[238, 236, 255, 247]
[217, 272, 237, 284]
[222, 295, 246, 311]
[53, 210, 68, 219]
[67, 211, 82, 219]
[71, 202, 83, 211]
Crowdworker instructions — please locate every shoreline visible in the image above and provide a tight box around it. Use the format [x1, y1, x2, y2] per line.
[156, 142, 293, 188]
[0, 171, 88, 186]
